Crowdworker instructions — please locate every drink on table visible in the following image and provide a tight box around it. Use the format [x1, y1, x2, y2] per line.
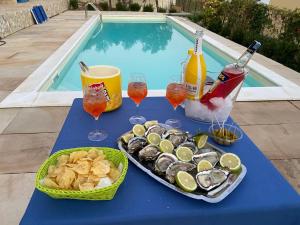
[127, 82, 147, 106]
[127, 74, 148, 124]
[184, 30, 207, 101]
[165, 77, 187, 128]
[200, 41, 261, 110]
[166, 83, 187, 110]
[83, 88, 107, 120]
[83, 85, 108, 141]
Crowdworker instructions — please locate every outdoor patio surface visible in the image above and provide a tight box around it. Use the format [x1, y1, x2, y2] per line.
[0, 11, 299, 225]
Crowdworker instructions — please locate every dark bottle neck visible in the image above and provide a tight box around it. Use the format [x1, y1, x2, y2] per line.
[236, 40, 261, 68]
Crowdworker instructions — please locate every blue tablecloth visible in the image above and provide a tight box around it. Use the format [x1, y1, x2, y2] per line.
[20, 97, 300, 225]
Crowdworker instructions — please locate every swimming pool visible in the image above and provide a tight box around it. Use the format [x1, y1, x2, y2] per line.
[1, 14, 298, 108]
[48, 19, 274, 91]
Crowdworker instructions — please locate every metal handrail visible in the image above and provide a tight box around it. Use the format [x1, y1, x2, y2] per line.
[85, 2, 103, 22]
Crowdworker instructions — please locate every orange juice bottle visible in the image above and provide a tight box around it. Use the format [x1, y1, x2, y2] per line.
[184, 30, 207, 100]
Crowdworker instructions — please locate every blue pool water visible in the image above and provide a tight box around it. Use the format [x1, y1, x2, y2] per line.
[49, 21, 271, 91]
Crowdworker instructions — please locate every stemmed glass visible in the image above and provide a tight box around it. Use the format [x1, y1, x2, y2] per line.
[165, 76, 187, 128]
[83, 85, 108, 141]
[127, 74, 148, 124]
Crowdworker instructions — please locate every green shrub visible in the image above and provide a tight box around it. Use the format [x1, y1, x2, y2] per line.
[99, 2, 109, 11]
[188, 12, 203, 23]
[143, 4, 154, 12]
[185, 0, 300, 72]
[157, 7, 166, 13]
[69, 0, 78, 10]
[129, 3, 141, 11]
[116, 1, 128, 11]
[169, 7, 177, 13]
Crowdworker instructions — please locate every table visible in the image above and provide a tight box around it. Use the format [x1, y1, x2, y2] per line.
[20, 97, 300, 225]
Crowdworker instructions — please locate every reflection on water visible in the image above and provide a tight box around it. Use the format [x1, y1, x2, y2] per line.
[49, 21, 266, 91]
[86, 23, 173, 54]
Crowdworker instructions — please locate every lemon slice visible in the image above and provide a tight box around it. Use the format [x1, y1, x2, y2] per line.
[132, 124, 146, 137]
[121, 133, 134, 143]
[144, 120, 158, 129]
[197, 159, 213, 172]
[159, 139, 174, 153]
[220, 153, 241, 172]
[195, 134, 208, 149]
[147, 133, 161, 145]
[175, 171, 197, 192]
[176, 147, 193, 162]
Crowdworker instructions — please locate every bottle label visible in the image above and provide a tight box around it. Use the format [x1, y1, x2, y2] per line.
[88, 82, 110, 101]
[217, 72, 229, 82]
[185, 82, 198, 96]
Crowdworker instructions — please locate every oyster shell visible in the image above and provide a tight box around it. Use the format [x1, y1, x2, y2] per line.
[196, 168, 229, 191]
[155, 153, 178, 174]
[138, 145, 161, 161]
[145, 125, 167, 137]
[192, 152, 219, 167]
[195, 148, 214, 154]
[127, 137, 147, 154]
[179, 142, 197, 153]
[165, 161, 196, 183]
[164, 129, 188, 147]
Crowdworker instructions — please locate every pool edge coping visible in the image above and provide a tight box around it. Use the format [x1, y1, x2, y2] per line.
[1, 14, 300, 108]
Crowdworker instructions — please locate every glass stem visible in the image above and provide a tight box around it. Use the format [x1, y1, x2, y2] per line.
[94, 116, 99, 132]
[136, 104, 140, 116]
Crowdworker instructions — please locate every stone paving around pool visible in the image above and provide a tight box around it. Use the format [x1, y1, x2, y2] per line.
[0, 11, 299, 225]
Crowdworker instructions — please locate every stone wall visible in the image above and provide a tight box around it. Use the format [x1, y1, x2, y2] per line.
[0, 0, 69, 38]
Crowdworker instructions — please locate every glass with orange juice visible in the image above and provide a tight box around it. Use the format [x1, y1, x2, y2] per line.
[165, 76, 187, 128]
[83, 85, 108, 141]
[127, 74, 148, 124]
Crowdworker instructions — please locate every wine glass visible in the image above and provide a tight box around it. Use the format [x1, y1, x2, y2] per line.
[127, 74, 148, 124]
[165, 76, 187, 128]
[83, 85, 108, 141]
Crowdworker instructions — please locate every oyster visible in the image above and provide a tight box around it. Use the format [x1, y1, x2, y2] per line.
[155, 153, 178, 174]
[196, 168, 229, 191]
[127, 137, 147, 154]
[195, 148, 213, 154]
[164, 129, 188, 147]
[146, 125, 167, 137]
[165, 161, 196, 183]
[179, 142, 197, 153]
[138, 145, 161, 161]
[192, 152, 219, 167]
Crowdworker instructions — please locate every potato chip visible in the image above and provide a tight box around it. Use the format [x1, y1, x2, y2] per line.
[87, 148, 99, 160]
[73, 161, 91, 175]
[91, 160, 110, 177]
[56, 154, 69, 166]
[66, 163, 76, 168]
[87, 174, 100, 184]
[53, 165, 65, 177]
[73, 176, 87, 190]
[79, 182, 95, 191]
[57, 169, 76, 189]
[93, 151, 106, 162]
[44, 177, 59, 188]
[108, 167, 121, 182]
[69, 151, 88, 163]
[79, 157, 92, 161]
[47, 165, 56, 178]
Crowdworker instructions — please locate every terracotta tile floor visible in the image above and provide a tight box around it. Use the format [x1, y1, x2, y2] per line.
[0, 10, 299, 225]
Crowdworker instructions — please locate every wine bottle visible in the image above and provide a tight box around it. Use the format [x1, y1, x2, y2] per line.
[200, 40, 261, 109]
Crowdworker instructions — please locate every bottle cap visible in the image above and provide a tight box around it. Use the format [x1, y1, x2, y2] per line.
[247, 41, 261, 54]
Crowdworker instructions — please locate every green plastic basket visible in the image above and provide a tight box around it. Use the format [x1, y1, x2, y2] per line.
[35, 147, 128, 200]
